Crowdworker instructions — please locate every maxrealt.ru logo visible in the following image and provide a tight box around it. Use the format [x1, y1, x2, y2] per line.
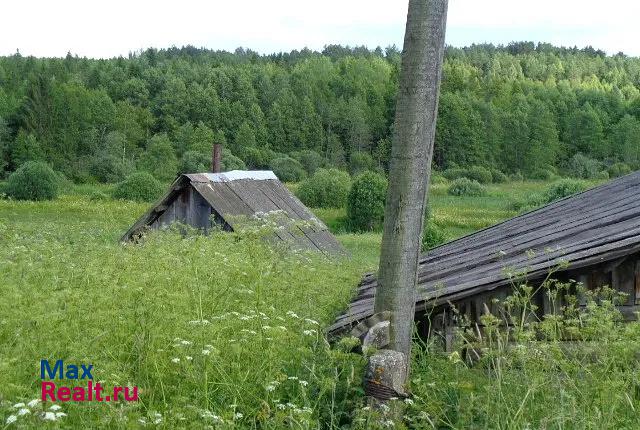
[40, 360, 138, 402]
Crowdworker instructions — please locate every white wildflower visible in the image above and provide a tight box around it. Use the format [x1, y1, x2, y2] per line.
[42, 412, 56, 421]
[138, 418, 147, 425]
[304, 318, 319, 325]
[12, 402, 25, 408]
[18, 408, 30, 416]
[186, 356, 193, 361]
[276, 403, 286, 410]
[302, 329, 316, 336]
[234, 412, 243, 419]
[171, 357, 180, 363]
[202, 349, 211, 356]
[49, 405, 62, 411]
[55, 412, 67, 418]
[299, 380, 308, 387]
[404, 398, 414, 405]
[180, 340, 192, 346]
[286, 311, 299, 319]
[277, 326, 287, 331]
[6, 415, 18, 425]
[188, 319, 210, 325]
[27, 399, 40, 408]
[287, 376, 298, 381]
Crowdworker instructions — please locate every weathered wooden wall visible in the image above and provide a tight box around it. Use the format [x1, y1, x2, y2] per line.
[150, 187, 212, 232]
[423, 253, 640, 351]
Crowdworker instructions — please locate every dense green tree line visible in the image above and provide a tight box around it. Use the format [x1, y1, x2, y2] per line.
[1, 42, 639, 183]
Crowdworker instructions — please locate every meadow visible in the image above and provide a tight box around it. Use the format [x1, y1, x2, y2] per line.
[2, 178, 640, 429]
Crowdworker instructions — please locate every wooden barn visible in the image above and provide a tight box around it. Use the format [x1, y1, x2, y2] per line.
[121, 170, 345, 255]
[329, 171, 640, 346]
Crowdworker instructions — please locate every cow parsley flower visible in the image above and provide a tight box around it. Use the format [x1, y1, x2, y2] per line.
[49, 405, 62, 411]
[18, 408, 30, 416]
[6, 415, 18, 425]
[42, 412, 57, 421]
[171, 357, 180, 363]
[27, 399, 40, 408]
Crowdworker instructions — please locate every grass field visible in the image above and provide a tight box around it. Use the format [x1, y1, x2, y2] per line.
[3, 178, 639, 429]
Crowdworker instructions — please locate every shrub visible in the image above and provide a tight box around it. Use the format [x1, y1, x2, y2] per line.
[542, 179, 587, 203]
[491, 169, 508, 183]
[422, 222, 446, 250]
[430, 173, 448, 185]
[346, 171, 388, 232]
[514, 179, 588, 212]
[221, 152, 247, 171]
[509, 172, 524, 182]
[89, 191, 110, 201]
[529, 169, 555, 181]
[596, 170, 610, 180]
[466, 165, 493, 184]
[179, 151, 210, 174]
[113, 172, 164, 202]
[291, 149, 324, 175]
[608, 162, 631, 178]
[447, 178, 486, 197]
[296, 168, 351, 208]
[442, 167, 468, 181]
[270, 157, 307, 183]
[5, 161, 59, 201]
[349, 152, 375, 176]
[568, 153, 602, 179]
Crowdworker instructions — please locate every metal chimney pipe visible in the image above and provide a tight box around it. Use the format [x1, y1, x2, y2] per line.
[212, 143, 222, 173]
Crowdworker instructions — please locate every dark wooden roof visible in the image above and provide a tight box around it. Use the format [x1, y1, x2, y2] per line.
[121, 171, 345, 255]
[329, 171, 640, 335]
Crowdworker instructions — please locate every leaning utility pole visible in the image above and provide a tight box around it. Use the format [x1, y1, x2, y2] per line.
[365, 0, 448, 400]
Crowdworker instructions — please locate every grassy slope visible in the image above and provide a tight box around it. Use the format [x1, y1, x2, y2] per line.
[3, 178, 637, 429]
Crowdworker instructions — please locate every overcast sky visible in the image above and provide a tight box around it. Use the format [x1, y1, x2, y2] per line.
[2, 0, 639, 58]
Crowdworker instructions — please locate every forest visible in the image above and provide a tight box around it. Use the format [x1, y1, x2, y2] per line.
[1, 42, 640, 184]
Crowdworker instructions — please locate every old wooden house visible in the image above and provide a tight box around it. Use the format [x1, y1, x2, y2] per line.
[121, 170, 345, 255]
[329, 171, 640, 345]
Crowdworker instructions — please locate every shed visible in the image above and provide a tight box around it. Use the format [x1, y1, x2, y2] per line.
[121, 170, 345, 255]
[330, 171, 640, 341]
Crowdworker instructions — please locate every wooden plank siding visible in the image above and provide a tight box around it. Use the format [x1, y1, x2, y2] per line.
[121, 172, 345, 256]
[330, 171, 640, 336]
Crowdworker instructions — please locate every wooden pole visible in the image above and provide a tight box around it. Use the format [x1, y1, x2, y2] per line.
[212, 143, 222, 173]
[367, 0, 448, 400]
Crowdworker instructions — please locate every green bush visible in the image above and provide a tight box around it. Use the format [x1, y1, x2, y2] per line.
[466, 165, 493, 184]
[296, 168, 351, 208]
[349, 152, 375, 176]
[179, 150, 210, 174]
[270, 157, 307, 183]
[513, 179, 587, 212]
[430, 173, 448, 185]
[595, 170, 610, 180]
[221, 152, 247, 171]
[529, 169, 555, 180]
[491, 169, 508, 183]
[543, 179, 587, 203]
[442, 167, 468, 181]
[568, 153, 602, 179]
[346, 171, 388, 232]
[422, 222, 446, 250]
[447, 177, 486, 197]
[509, 171, 524, 182]
[608, 162, 632, 178]
[113, 172, 164, 202]
[89, 190, 110, 201]
[5, 161, 59, 201]
[291, 149, 324, 175]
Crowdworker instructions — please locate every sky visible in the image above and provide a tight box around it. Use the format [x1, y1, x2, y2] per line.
[1, 0, 639, 58]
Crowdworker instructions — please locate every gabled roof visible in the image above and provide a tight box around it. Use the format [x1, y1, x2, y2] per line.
[330, 171, 640, 335]
[121, 170, 345, 255]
